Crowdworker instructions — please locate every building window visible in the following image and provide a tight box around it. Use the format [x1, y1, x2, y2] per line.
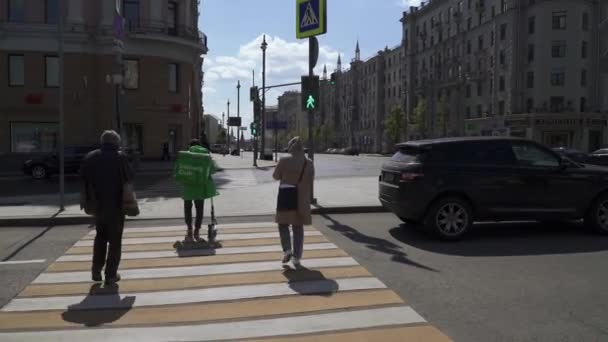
[528, 16, 535, 34]
[491, 30, 495, 46]
[528, 44, 535, 62]
[498, 101, 505, 115]
[581, 69, 587, 87]
[491, 6, 496, 17]
[552, 41, 566, 58]
[466, 106, 471, 118]
[550, 96, 565, 112]
[45, 0, 58, 24]
[477, 81, 483, 96]
[580, 97, 587, 112]
[467, 40, 472, 54]
[582, 13, 589, 31]
[478, 35, 484, 50]
[123, 123, 144, 153]
[526, 98, 534, 112]
[10, 123, 58, 153]
[169, 63, 179, 93]
[500, 24, 507, 40]
[499, 50, 506, 66]
[123, 59, 139, 89]
[8, 54, 24, 87]
[552, 11, 567, 30]
[527, 71, 534, 88]
[501, 0, 507, 12]
[550, 70, 565, 86]
[467, 17, 472, 30]
[499, 76, 505, 92]
[45, 56, 59, 87]
[582, 41, 588, 59]
[168, 1, 178, 35]
[123, 0, 140, 30]
[466, 84, 471, 98]
[477, 104, 482, 117]
[8, 0, 24, 22]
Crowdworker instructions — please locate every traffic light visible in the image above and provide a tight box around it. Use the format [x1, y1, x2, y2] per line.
[250, 122, 258, 136]
[253, 98, 261, 122]
[301, 75, 320, 111]
[330, 72, 337, 86]
[249, 86, 258, 102]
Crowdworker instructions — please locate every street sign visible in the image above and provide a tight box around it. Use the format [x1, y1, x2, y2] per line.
[228, 117, 242, 127]
[266, 121, 288, 130]
[296, 0, 327, 39]
[309, 36, 319, 69]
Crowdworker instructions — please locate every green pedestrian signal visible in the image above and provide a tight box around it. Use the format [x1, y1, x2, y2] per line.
[306, 95, 316, 109]
[250, 122, 258, 136]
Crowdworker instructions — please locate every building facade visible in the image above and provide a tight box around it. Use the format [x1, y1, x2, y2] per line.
[203, 114, 219, 145]
[401, 0, 608, 151]
[0, 0, 207, 159]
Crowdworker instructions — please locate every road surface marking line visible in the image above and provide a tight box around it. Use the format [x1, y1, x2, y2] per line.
[84, 222, 283, 236]
[57, 243, 338, 262]
[19, 266, 371, 297]
[0, 259, 46, 265]
[65, 236, 330, 255]
[82, 226, 317, 240]
[0, 306, 426, 342]
[74, 231, 323, 247]
[32, 257, 359, 284]
[2, 277, 385, 312]
[0, 290, 404, 330]
[243, 325, 452, 342]
[46, 249, 348, 272]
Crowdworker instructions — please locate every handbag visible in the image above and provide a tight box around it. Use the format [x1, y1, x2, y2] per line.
[123, 183, 140, 217]
[277, 160, 307, 211]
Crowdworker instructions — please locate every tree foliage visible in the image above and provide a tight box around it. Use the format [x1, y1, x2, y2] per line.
[385, 106, 405, 144]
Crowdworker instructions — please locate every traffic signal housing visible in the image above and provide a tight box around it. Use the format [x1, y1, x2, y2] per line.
[330, 72, 337, 86]
[301, 75, 320, 111]
[250, 122, 258, 137]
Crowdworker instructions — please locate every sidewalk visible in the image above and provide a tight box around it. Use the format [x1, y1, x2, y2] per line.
[0, 176, 384, 226]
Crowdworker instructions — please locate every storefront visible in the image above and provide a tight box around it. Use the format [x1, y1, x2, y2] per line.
[10, 122, 58, 153]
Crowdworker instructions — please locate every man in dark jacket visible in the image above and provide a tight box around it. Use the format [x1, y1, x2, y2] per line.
[81, 130, 133, 284]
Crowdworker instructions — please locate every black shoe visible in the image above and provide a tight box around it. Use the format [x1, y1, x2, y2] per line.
[92, 272, 102, 282]
[104, 273, 121, 285]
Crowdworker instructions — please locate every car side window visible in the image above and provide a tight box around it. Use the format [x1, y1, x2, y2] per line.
[511, 142, 560, 167]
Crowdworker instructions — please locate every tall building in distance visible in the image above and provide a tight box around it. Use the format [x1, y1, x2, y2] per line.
[402, 0, 608, 151]
[0, 0, 208, 159]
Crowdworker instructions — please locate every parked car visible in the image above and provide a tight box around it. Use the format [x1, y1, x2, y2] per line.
[552, 147, 589, 164]
[587, 148, 608, 166]
[343, 146, 360, 156]
[379, 137, 608, 240]
[210, 144, 228, 154]
[22, 145, 99, 179]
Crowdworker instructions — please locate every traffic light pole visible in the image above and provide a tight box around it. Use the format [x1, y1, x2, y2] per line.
[260, 35, 268, 160]
[308, 37, 317, 205]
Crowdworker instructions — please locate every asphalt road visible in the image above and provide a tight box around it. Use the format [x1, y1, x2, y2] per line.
[312, 213, 608, 342]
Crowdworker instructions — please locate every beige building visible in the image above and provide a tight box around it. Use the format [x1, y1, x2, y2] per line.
[0, 0, 207, 159]
[203, 114, 220, 145]
[401, 0, 608, 151]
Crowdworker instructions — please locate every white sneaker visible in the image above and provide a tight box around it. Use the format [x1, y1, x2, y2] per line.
[282, 251, 292, 263]
[292, 257, 301, 268]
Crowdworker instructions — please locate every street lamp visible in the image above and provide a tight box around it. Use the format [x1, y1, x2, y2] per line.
[237, 80, 241, 155]
[260, 35, 268, 159]
[227, 99, 231, 154]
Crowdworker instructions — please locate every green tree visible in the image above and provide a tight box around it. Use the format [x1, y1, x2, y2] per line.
[436, 94, 449, 137]
[411, 97, 428, 138]
[384, 106, 405, 145]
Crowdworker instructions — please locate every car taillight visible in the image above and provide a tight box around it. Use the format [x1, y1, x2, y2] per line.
[400, 172, 424, 182]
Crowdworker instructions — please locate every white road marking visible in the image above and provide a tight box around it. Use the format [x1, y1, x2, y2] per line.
[2, 277, 384, 312]
[0, 306, 425, 342]
[75, 231, 323, 247]
[0, 259, 46, 265]
[85, 222, 280, 236]
[33, 257, 359, 284]
[57, 243, 338, 262]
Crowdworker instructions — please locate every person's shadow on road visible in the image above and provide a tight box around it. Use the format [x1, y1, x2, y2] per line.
[282, 266, 339, 297]
[61, 283, 136, 327]
[173, 234, 222, 257]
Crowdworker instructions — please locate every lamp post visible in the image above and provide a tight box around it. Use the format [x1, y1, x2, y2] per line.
[237, 80, 241, 155]
[260, 35, 268, 160]
[227, 99, 231, 154]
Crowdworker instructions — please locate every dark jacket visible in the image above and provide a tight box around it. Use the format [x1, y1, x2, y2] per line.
[80, 144, 134, 218]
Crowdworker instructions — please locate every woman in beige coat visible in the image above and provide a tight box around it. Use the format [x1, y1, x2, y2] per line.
[273, 137, 314, 267]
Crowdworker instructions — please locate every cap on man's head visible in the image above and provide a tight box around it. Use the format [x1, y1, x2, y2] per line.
[100, 130, 121, 146]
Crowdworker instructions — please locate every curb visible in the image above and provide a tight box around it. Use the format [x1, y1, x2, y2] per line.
[0, 206, 387, 227]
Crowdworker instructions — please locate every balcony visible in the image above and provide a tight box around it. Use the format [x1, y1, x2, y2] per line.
[122, 20, 207, 52]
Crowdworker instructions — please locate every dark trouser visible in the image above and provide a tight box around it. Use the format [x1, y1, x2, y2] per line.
[184, 200, 205, 229]
[278, 224, 304, 259]
[92, 215, 125, 277]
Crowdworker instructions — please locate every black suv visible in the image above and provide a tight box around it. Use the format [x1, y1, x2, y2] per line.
[379, 137, 608, 240]
[23, 145, 99, 179]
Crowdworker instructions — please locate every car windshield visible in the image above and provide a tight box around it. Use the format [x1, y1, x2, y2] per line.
[391, 146, 426, 163]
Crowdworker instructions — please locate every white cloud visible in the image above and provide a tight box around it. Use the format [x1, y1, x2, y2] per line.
[397, 0, 422, 7]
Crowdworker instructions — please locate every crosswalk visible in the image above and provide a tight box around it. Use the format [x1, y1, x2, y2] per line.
[0, 222, 452, 341]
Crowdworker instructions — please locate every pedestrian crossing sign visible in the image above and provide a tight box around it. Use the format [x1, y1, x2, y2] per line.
[296, 0, 327, 39]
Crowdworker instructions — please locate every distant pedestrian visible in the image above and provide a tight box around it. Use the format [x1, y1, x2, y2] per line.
[162, 142, 170, 161]
[80, 130, 134, 285]
[175, 139, 218, 240]
[273, 137, 314, 268]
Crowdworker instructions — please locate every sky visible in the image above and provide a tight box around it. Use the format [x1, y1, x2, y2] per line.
[200, 0, 422, 134]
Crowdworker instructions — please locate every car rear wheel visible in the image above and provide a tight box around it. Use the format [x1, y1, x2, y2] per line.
[585, 194, 608, 234]
[425, 197, 473, 240]
[31, 165, 47, 180]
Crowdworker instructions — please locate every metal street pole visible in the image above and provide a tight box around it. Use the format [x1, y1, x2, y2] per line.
[260, 35, 267, 160]
[252, 69, 258, 166]
[58, 0, 65, 211]
[227, 99, 231, 154]
[237, 80, 241, 155]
